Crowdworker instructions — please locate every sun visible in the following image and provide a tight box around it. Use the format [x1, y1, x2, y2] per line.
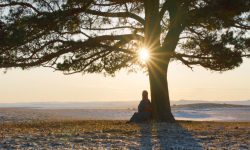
[140, 48, 149, 60]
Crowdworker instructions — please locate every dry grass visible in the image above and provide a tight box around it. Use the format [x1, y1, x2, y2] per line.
[0, 120, 250, 149]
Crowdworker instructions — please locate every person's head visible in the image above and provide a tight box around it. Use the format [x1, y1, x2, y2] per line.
[142, 90, 148, 100]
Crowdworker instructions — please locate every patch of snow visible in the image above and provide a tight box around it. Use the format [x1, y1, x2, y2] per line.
[1, 106, 250, 122]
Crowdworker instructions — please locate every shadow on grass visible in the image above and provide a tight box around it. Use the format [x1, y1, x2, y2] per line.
[136, 120, 203, 150]
[136, 121, 154, 149]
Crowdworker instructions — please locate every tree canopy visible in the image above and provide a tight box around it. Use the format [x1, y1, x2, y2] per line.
[1, 0, 249, 74]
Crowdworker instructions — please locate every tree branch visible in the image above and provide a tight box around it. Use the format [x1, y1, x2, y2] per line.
[159, 0, 169, 21]
[0, 33, 143, 68]
[81, 26, 144, 32]
[174, 53, 250, 60]
[86, 9, 145, 25]
[0, 2, 42, 15]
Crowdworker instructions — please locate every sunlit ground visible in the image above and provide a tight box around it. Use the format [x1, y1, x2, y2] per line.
[0, 120, 249, 149]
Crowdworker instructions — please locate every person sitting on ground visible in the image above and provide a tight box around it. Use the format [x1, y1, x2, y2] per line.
[126, 90, 151, 123]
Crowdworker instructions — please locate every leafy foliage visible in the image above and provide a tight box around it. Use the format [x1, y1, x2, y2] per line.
[0, 0, 250, 75]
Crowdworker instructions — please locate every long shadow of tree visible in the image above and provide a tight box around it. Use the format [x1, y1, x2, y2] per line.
[136, 121, 154, 149]
[136, 121, 203, 149]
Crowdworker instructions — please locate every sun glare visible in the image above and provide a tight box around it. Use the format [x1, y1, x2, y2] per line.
[140, 48, 148, 60]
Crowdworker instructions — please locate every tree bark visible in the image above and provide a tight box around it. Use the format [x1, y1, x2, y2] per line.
[144, 0, 178, 122]
[147, 54, 175, 122]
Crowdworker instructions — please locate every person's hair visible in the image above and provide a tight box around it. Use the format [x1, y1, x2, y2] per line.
[142, 90, 149, 108]
[142, 90, 148, 99]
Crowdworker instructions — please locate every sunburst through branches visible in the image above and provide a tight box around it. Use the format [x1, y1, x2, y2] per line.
[139, 48, 149, 60]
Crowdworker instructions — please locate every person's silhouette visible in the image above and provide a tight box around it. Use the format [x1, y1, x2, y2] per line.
[126, 90, 151, 123]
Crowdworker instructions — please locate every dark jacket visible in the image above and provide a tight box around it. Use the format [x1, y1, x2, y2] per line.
[129, 99, 151, 122]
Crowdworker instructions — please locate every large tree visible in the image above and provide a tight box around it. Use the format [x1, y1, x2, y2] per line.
[1, 0, 250, 122]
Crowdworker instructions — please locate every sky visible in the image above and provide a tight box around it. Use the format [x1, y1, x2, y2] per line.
[0, 58, 250, 103]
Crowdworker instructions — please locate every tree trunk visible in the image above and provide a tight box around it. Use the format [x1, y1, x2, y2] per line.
[144, 0, 178, 122]
[147, 55, 175, 122]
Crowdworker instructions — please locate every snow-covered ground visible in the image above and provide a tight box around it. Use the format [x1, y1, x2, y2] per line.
[1, 105, 250, 149]
[1, 104, 250, 122]
[172, 107, 250, 121]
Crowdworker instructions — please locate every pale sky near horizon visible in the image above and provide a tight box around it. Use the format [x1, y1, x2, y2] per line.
[1, 58, 250, 103]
